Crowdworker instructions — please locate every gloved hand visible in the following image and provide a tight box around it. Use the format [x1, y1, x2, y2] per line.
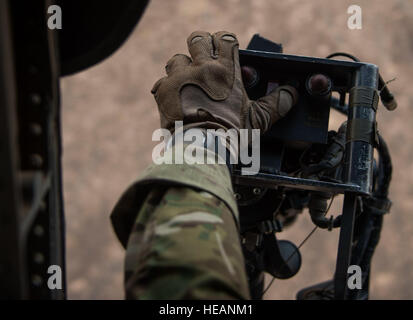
[151, 31, 298, 134]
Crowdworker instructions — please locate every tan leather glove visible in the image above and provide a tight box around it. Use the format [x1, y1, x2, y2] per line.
[151, 30, 298, 134]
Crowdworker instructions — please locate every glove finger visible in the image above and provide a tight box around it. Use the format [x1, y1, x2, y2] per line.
[165, 54, 192, 75]
[250, 85, 298, 132]
[261, 85, 298, 121]
[212, 31, 239, 63]
[187, 31, 214, 64]
[151, 76, 167, 95]
[277, 90, 295, 118]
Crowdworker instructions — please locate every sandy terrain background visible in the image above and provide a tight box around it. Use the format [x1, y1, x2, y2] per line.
[61, 0, 413, 299]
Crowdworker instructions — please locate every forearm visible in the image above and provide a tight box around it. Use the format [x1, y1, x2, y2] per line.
[124, 186, 250, 299]
[111, 145, 250, 299]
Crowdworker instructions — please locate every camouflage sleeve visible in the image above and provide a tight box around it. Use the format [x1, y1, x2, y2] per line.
[110, 145, 250, 299]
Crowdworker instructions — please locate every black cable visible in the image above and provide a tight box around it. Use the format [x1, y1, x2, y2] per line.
[326, 52, 397, 110]
[263, 195, 336, 296]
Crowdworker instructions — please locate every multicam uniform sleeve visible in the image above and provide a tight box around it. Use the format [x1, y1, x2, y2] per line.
[110, 145, 251, 299]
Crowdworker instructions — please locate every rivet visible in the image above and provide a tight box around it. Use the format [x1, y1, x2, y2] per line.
[30, 154, 43, 168]
[30, 93, 42, 106]
[29, 123, 42, 136]
[31, 274, 43, 287]
[33, 225, 44, 237]
[33, 253, 45, 264]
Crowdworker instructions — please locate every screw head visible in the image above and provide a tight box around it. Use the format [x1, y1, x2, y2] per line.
[29, 123, 42, 136]
[31, 274, 43, 287]
[33, 225, 44, 237]
[30, 93, 42, 106]
[30, 154, 43, 168]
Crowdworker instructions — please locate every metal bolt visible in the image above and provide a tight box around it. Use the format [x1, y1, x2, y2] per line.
[39, 201, 46, 211]
[33, 225, 44, 237]
[234, 193, 242, 200]
[30, 154, 43, 168]
[31, 274, 43, 287]
[33, 253, 45, 264]
[30, 93, 42, 106]
[253, 188, 262, 195]
[29, 123, 42, 136]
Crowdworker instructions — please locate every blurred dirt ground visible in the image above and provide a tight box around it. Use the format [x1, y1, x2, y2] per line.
[61, 0, 413, 299]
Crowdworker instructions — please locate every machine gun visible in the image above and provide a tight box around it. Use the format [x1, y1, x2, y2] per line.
[234, 35, 396, 299]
